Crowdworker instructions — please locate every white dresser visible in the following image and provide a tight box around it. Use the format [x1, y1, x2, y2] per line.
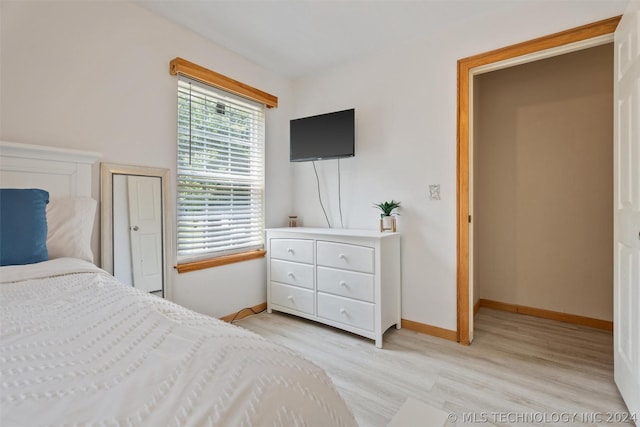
[266, 227, 401, 348]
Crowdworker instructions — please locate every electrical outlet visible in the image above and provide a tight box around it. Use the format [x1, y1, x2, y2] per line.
[429, 184, 441, 200]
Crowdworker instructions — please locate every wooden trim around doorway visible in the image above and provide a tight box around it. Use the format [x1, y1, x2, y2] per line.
[456, 16, 621, 345]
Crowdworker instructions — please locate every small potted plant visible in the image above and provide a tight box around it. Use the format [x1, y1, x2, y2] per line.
[374, 200, 400, 232]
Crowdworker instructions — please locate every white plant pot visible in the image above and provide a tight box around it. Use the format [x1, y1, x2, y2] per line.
[380, 216, 396, 232]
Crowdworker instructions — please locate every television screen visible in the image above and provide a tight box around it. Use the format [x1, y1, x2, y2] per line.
[290, 109, 355, 162]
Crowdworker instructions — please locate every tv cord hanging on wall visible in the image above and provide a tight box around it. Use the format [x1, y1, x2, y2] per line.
[338, 159, 344, 228]
[312, 161, 331, 228]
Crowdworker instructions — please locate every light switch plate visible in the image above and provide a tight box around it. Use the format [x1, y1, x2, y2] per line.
[429, 184, 441, 200]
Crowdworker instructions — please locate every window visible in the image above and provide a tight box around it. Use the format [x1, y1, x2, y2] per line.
[176, 76, 265, 265]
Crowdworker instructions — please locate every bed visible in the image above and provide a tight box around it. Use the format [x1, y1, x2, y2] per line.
[0, 141, 357, 426]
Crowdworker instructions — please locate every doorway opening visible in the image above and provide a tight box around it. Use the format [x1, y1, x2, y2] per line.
[456, 16, 621, 345]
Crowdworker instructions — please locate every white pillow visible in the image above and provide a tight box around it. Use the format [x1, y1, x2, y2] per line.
[46, 197, 97, 262]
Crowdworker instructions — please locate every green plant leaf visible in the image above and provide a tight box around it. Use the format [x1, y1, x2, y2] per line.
[373, 200, 401, 216]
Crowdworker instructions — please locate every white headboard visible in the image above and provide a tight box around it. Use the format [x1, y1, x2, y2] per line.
[0, 141, 101, 197]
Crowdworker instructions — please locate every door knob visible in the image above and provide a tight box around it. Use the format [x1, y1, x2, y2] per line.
[130, 225, 139, 231]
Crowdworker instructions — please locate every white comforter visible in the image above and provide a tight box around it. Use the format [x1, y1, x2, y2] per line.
[0, 259, 357, 426]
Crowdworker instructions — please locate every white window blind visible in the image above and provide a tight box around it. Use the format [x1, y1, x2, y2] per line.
[177, 76, 265, 262]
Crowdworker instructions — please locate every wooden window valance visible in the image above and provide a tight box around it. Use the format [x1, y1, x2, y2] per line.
[169, 57, 278, 108]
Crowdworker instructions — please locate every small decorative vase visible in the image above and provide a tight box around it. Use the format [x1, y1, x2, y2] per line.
[379, 216, 396, 232]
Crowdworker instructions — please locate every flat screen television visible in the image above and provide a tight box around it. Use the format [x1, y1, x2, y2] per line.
[290, 109, 355, 162]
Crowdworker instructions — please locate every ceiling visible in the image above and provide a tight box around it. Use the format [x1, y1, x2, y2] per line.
[135, 0, 625, 78]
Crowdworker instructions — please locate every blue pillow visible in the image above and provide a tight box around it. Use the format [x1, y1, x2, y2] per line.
[0, 189, 50, 266]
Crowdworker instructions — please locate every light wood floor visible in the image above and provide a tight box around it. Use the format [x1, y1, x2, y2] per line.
[237, 308, 631, 427]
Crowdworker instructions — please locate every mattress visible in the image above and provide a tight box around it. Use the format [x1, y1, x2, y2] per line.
[0, 258, 357, 426]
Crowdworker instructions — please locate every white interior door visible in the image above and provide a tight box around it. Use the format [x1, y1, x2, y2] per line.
[614, 0, 640, 420]
[127, 176, 163, 293]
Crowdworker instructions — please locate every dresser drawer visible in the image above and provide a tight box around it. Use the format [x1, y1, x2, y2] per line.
[271, 282, 315, 315]
[317, 241, 374, 273]
[271, 259, 314, 289]
[317, 292, 374, 331]
[270, 239, 314, 264]
[317, 266, 374, 302]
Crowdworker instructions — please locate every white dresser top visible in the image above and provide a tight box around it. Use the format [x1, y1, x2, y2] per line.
[266, 227, 398, 239]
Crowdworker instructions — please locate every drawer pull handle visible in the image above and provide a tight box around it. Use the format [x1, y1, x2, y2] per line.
[339, 308, 347, 315]
[287, 248, 294, 254]
[339, 254, 346, 260]
[287, 295, 294, 301]
[339, 281, 348, 288]
[287, 272, 295, 278]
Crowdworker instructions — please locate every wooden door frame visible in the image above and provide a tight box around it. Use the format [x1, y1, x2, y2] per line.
[456, 16, 621, 345]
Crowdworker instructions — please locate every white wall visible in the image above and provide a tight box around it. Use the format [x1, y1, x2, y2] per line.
[291, 1, 626, 331]
[0, 1, 294, 318]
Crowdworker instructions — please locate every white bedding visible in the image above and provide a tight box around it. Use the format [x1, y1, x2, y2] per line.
[0, 259, 357, 426]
